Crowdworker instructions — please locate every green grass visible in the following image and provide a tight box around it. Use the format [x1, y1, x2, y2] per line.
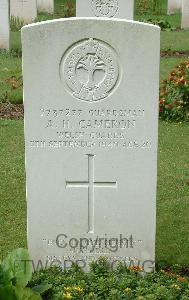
[55, 0, 75, 16]
[0, 52, 22, 104]
[156, 122, 189, 266]
[161, 31, 189, 51]
[0, 120, 189, 266]
[0, 120, 26, 257]
[136, 13, 181, 29]
[135, 0, 181, 28]
[135, 0, 167, 15]
[160, 58, 186, 81]
[10, 31, 22, 54]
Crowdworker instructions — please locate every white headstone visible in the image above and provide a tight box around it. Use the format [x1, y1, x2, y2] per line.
[10, 0, 37, 24]
[37, 0, 54, 14]
[0, 0, 9, 50]
[167, 0, 182, 15]
[22, 18, 160, 272]
[181, 0, 189, 28]
[76, 0, 134, 20]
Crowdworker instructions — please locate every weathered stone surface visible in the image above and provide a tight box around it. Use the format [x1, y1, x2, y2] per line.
[0, 0, 9, 50]
[182, 0, 189, 29]
[10, 0, 37, 24]
[22, 18, 160, 271]
[167, 0, 182, 15]
[76, 0, 134, 19]
[37, 0, 54, 14]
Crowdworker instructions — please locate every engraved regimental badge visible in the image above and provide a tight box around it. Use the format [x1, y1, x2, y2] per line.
[61, 38, 119, 102]
[91, 0, 119, 18]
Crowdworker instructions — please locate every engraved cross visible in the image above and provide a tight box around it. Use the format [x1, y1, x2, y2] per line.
[66, 154, 117, 234]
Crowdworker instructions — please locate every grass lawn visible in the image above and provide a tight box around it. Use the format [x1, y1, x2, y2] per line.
[0, 120, 26, 256]
[156, 122, 189, 266]
[0, 52, 22, 104]
[160, 57, 186, 81]
[161, 31, 189, 52]
[10, 31, 21, 54]
[54, 0, 75, 16]
[135, 13, 181, 29]
[0, 120, 189, 266]
[135, 0, 181, 28]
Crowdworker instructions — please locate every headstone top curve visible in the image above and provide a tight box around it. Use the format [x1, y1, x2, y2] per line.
[21, 17, 160, 32]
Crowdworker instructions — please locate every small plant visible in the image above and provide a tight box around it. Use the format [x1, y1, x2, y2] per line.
[10, 16, 24, 32]
[28, 258, 189, 299]
[60, 1, 75, 18]
[141, 18, 174, 31]
[35, 13, 55, 23]
[0, 249, 51, 299]
[159, 61, 189, 121]
[135, 0, 163, 15]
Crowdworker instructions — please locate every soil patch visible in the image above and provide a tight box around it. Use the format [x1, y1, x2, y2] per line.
[0, 103, 24, 120]
[161, 51, 189, 58]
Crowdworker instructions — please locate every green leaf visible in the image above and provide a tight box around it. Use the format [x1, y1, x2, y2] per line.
[14, 286, 42, 300]
[0, 264, 12, 286]
[32, 283, 52, 295]
[2, 249, 32, 288]
[0, 285, 17, 300]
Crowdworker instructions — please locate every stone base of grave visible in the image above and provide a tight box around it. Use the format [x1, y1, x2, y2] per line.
[182, 16, 189, 29]
[0, 103, 24, 120]
[37, 0, 54, 14]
